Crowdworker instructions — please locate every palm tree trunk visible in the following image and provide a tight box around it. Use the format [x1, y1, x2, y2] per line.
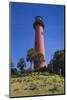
[30, 62, 32, 70]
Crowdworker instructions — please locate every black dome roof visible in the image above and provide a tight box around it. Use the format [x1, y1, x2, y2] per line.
[33, 16, 44, 29]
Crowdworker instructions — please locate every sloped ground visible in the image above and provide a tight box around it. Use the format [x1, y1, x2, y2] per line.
[10, 72, 65, 97]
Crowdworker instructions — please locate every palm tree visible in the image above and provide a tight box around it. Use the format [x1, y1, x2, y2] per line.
[26, 48, 35, 70]
[34, 52, 45, 68]
[17, 58, 26, 72]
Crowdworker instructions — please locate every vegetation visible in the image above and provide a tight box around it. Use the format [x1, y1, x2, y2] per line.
[26, 48, 35, 70]
[26, 48, 45, 71]
[17, 58, 26, 73]
[10, 62, 18, 76]
[34, 52, 45, 69]
[10, 72, 64, 97]
[10, 49, 65, 97]
[48, 50, 65, 76]
[11, 49, 65, 77]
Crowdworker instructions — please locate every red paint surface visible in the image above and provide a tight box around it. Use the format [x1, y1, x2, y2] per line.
[34, 24, 46, 68]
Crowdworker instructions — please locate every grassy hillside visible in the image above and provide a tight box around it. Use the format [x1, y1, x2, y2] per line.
[10, 72, 64, 97]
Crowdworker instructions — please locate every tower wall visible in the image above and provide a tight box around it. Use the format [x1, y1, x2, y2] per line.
[35, 25, 46, 68]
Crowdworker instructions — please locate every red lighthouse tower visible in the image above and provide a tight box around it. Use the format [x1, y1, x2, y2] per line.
[33, 16, 46, 68]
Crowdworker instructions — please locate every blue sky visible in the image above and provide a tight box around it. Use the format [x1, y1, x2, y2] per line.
[10, 2, 64, 68]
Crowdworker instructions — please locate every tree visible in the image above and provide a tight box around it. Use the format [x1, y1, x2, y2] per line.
[48, 50, 65, 76]
[26, 48, 35, 70]
[11, 67, 18, 76]
[34, 52, 45, 69]
[53, 50, 64, 73]
[10, 62, 14, 68]
[10, 62, 18, 76]
[17, 58, 26, 73]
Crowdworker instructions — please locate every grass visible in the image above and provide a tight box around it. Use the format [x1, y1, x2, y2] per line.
[10, 72, 64, 97]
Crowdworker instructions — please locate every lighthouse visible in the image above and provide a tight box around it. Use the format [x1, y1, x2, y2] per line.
[33, 16, 46, 68]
